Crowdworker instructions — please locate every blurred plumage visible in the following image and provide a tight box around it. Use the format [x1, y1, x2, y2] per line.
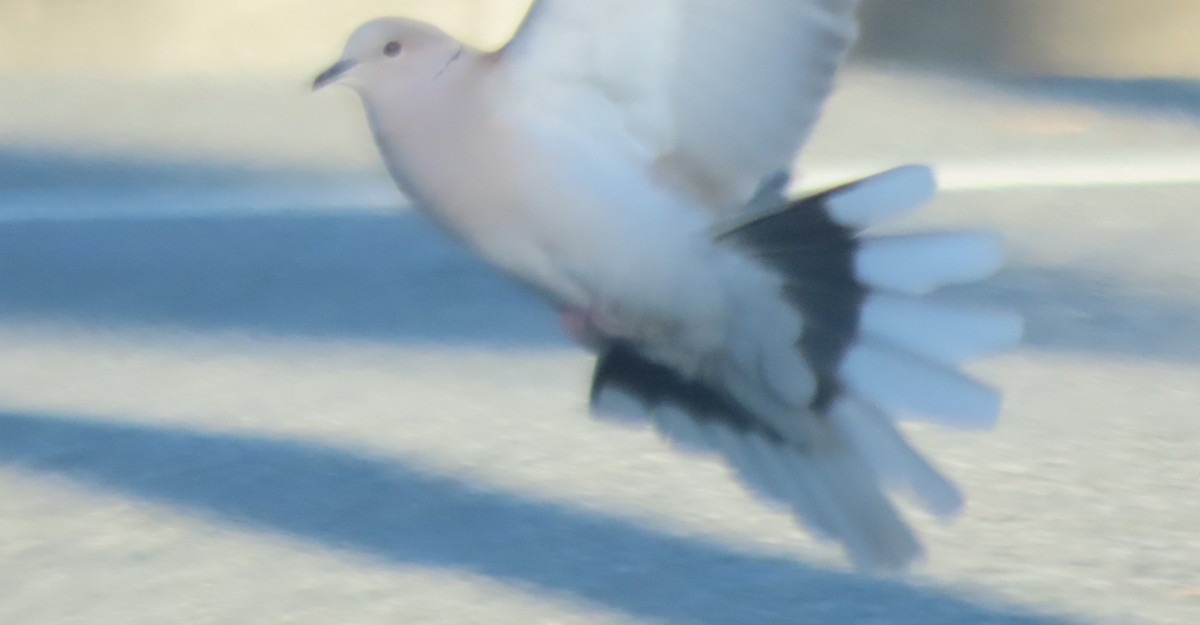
[318, 0, 1020, 570]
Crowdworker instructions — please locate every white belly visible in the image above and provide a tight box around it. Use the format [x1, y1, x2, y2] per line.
[371, 91, 735, 365]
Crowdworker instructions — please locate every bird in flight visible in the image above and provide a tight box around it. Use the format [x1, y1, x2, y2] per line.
[315, 0, 1021, 571]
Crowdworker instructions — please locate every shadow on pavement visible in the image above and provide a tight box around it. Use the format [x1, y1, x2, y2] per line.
[2, 210, 1199, 362]
[0, 147, 335, 191]
[0, 411, 1082, 625]
[0, 212, 562, 348]
[1003, 77, 1200, 121]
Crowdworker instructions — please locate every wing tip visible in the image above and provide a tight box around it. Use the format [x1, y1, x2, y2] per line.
[854, 230, 1008, 295]
[826, 164, 939, 229]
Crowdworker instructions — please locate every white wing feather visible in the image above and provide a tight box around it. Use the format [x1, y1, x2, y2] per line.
[500, 0, 861, 209]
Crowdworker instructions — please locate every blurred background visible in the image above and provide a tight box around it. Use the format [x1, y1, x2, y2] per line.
[0, 2, 1197, 624]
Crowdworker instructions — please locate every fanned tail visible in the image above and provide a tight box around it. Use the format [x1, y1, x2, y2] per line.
[591, 344, 924, 570]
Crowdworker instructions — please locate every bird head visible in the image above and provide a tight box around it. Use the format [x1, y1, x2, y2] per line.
[313, 18, 465, 94]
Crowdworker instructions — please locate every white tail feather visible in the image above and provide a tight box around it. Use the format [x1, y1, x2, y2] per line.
[829, 395, 964, 517]
[682, 419, 922, 570]
[701, 424, 836, 536]
[742, 434, 838, 539]
[841, 341, 1002, 429]
[855, 231, 1005, 295]
[652, 405, 713, 454]
[861, 293, 1024, 364]
[795, 445, 922, 569]
[591, 387, 649, 425]
[825, 165, 937, 228]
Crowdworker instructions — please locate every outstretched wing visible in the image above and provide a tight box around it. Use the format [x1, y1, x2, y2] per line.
[590, 167, 1022, 570]
[498, 0, 861, 209]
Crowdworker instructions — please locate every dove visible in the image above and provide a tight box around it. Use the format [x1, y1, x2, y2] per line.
[315, 1, 1021, 571]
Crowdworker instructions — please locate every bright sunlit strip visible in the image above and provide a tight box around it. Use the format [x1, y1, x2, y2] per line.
[2, 153, 1200, 222]
[797, 153, 1200, 193]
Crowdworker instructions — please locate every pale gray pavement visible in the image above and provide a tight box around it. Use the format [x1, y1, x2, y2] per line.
[0, 66, 1198, 624]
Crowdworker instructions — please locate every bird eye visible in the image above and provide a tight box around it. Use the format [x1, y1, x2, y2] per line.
[383, 41, 402, 57]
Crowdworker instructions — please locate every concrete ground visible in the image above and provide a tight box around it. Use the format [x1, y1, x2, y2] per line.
[0, 64, 1198, 624]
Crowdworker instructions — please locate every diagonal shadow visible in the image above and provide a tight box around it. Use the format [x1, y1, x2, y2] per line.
[2, 211, 1200, 363]
[0, 212, 564, 347]
[1001, 77, 1200, 121]
[0, 411, 1080, 625]
[0, 149, 285, 191]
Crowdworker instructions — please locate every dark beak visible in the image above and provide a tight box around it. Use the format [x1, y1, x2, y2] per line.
[312, 59, 357, 91]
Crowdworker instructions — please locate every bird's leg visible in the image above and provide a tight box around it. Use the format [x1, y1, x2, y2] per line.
[560, 307, 604, 348]
[561, 303, 669, 350]
[561, 303, 635, 349]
